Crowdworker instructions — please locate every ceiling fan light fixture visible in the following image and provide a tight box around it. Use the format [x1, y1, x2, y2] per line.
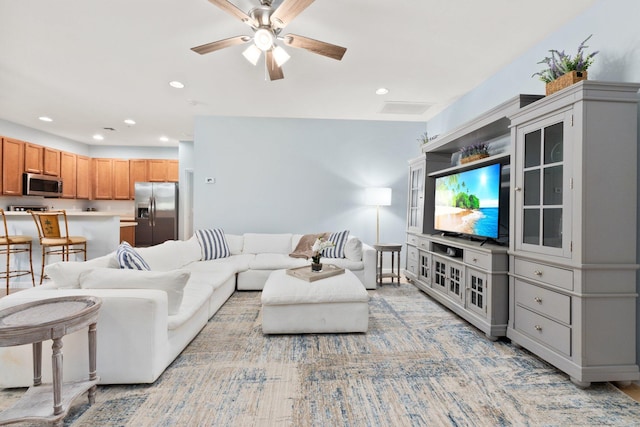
[242, 44, 262, 65]
[254, 28, 273, 51]
[272, 46, 290, 67]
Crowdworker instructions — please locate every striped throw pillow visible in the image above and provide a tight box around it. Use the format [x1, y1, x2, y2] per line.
[195, 229, 230, 260]
[323, 230, 350, 258]
[117, 241, 150, 270]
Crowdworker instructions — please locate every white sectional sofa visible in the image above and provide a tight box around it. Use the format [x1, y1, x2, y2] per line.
[0, 232, 375, 387]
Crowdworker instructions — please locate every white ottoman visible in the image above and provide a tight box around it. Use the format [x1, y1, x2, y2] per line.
[261, 269, 369, 334]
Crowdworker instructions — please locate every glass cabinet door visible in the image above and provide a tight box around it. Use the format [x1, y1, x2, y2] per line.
[515, 111, 572, 257]
[407, 159, 425, 232]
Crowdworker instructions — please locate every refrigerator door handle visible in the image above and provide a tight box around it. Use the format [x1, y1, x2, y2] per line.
[149, 197, 155, 227]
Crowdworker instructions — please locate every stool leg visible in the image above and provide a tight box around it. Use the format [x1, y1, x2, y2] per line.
[28, 242, 35, 287]
[4, 245, 9, 295]
[40, 247, 46, 285]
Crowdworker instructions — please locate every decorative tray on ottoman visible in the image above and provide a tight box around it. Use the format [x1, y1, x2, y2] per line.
[286, 264, 345, 282]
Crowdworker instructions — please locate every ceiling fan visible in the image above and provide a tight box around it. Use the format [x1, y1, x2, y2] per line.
[191, 0, 347, 81]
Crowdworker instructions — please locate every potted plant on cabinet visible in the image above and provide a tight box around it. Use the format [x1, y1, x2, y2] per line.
[532, 34, 598, 96]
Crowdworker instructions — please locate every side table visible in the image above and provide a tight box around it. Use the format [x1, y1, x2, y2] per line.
[373, 243, 402, 285]
[0, 296, 102, 427]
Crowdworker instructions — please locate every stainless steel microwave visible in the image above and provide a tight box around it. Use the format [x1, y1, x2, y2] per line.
[22, 173, 63, 197]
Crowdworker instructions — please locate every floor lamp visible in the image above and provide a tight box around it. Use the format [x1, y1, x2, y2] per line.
[365, 187, 392, 244]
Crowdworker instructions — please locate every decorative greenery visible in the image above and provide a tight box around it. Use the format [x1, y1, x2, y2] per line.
[459, 142, 489, 159]
[532, 35, 599, 83]
[417, 131, 429, 145]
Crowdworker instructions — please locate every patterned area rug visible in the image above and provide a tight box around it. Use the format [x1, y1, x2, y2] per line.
[2, 283, 640, 426]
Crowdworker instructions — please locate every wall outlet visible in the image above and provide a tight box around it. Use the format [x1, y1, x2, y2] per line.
[205, 177, 215, 184]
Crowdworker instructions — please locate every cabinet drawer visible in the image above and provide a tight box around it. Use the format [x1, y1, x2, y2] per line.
[514, 279, 570, 324]
[416, 238, 429, 251]
[407, 234, 419, 246]
[406, 260, 418, 276]
[464, 249, 490, 270]
[514, 306, 571, 356]
[514, 259, 573, 291]
[407, 245, 419, 262]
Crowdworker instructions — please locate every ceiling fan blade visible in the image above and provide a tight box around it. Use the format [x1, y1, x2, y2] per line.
[270, 0, 315, 29]
[283, 34, 347, 61]
[266, 50, 284, 81]
[207, 0, 257, 26]
[191, 36, 250, 55]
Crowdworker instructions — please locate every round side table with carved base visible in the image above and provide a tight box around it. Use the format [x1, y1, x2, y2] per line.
[0, 296, 102, 427]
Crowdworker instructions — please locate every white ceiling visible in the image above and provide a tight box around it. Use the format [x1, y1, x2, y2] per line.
[0, 0, 597, 147]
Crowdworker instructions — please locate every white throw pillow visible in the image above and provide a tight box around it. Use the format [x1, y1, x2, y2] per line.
[135, 238, 202, 271]
[344, 237, 363, 261]
[225, 234, 244, 255]
[79, 268, 191, 315]
[44, 253, 118, 289]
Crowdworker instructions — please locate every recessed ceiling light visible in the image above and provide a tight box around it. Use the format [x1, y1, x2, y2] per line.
[159, 136, 169, 142]
[169, 81, 185, 89]
[124, 119, 136, 125]
[93, 134, 104, 141]
[38, 116, 53, 122]
[376, 88, 389, 95]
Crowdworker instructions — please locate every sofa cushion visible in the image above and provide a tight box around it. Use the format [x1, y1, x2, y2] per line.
[117, 242, 150, 270]
[195, 229, 230, 260]
[185, 254, 254, 274]
[225, 234, 244, 255]
[250, 253, 309, 270]
[79, 268, 191, 315]
[242, 233, 293, 254]
[44, 253, 119, 289]
[320, 257, 364, 271]
[135, 237, 202, 271]
[344, 237, 363, 261]
[323, 230, 350, 258]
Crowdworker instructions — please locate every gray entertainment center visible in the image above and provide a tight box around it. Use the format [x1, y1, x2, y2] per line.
[405, 81, 640, 387]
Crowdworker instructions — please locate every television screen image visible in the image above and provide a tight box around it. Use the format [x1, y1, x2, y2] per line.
[434, 163, 501, 239]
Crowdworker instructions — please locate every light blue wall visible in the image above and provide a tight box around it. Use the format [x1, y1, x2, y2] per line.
[425, 0, 640, 367]
[0, 118, 89, 155]
[192, 116, 425, 248]
[427, 0, 640, 136]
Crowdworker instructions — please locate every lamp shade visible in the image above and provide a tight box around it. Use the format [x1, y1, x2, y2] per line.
[365, 187, 392, 206]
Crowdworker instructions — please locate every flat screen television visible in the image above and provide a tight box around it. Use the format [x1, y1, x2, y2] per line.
[433, 162, 503, 240]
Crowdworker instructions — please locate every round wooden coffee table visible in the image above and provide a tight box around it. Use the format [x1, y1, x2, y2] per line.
[0, 296, 102, 427]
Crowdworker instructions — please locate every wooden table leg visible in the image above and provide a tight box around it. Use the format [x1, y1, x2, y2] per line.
[88, 322, 98, 404]
[32, 341, 42, 386]
[51, 337, 63, 416]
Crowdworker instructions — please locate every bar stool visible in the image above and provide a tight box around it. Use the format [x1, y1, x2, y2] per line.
[0, 208, 35, 295]
[30, 210, 87, 285]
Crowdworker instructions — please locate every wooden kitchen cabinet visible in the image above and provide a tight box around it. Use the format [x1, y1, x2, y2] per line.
[113, 159, 130, 200]
[167, 159, 179, 182]
[24, 143, 44, 174]
[92, 158, 113, 200]
[43, 147, 60, 176]
[76, 155, 90, 199]
[2, 137, 25, 196]
[129, 159, 148, 199]
[147, 159, 169, 182]
[60, 151, 77, 198]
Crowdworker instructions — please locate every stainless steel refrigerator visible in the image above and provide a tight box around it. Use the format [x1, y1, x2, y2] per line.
[134, 182, 178, 247]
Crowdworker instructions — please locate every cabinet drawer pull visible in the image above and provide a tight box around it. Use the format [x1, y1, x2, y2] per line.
[534, 325, 542, 332]
[534, 297, 542, 304]
[534, 269, 543, 276]
[514, 186, 522, 192]
[472, 257, 478, 262]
